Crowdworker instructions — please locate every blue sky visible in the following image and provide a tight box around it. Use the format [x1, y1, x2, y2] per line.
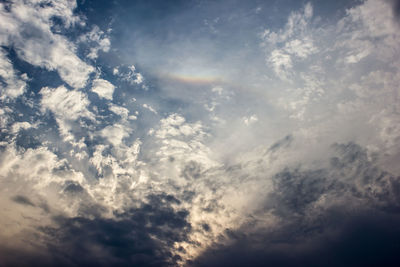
[1, 0, 400, 266]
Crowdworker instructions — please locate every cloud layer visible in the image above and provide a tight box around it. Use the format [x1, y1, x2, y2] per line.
[1, 0, 400, 266]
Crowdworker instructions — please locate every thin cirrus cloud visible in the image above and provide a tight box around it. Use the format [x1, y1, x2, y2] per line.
[0, 0, 400, 266]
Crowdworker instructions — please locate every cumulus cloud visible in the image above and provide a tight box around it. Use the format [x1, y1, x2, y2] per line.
[79, 25, 111, 60]
[114, 65, 145, 86]
[40, 85, 95, 143]
[0, 48, 27, 98]
[0, 0, 94, 88]
[91, 78, 115, 100]
[261, 2, 316, 80]
[41, 86, 94, 121]
[100, 124, 129, 146]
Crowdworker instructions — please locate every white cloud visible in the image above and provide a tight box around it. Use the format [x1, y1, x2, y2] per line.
[109, 104, 129, 120]
[243, 115, 258, 125]
[100, 124, 129, 147]
[0, 143, 90, 240]
[113, 67, 119, 75]
[212, 86, 224, 95]
[40, 85, 95, 142]
[268, 49, 293, 80]
[128, 115, 138, 120]
[284, 38, 316, 58]
[114, 65, 144, 85]
[0, 48, 27, 98]
[142, 103, 157, 114]
[79, 25, 111, 60]
[336, 0, 400, 64]
[91, 79, 115, 100]
[11, 122, 34, 134]
[0, 0, 94, 89]
[261, 2, 316, 80]
[40, 86, 94, 121]
[155, 114, 200, 139]
[134, 72, 144, 84]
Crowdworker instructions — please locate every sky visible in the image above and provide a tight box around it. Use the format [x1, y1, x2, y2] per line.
[0, 0, 400, 266]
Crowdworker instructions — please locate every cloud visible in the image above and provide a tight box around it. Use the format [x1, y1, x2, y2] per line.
[261, 2, 316, 80]
[191, 142, 400, 267]
[0, 48, 27, 98]
[11, 195, 35, 207]
[338, 0, 400, 64]
[79, 25, 111, 60]
[108, 104, 130, 120]
[0, 0, 94, 88]
[1, 193, 191, 267]
[100, 124, 129, 146]
[91, 78, 115, 100]
[191, 212, 400, 267]
[1, 0, 400, 266]
[40, 85, 94, 121]
[114, 65, 144, 86]
[143, 103, 158, 114]
[243, 114, 258, 125]
[40, 85, 95, 143]
[393, 0, 400, 20]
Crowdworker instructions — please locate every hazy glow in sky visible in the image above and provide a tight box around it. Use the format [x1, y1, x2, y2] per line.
[1, 0, 400, 266]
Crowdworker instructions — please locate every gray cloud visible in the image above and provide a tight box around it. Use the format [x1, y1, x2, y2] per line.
[392, 0, 400, 19]
[1, 194, 191, 267]
[191, 212, 400, 267]
[11, 195, 35, 207]
[191, 142, 400, 267]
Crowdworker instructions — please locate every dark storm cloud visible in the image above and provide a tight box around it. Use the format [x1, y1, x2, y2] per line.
[191, 142, 400, 267]
[391, 0, 400, 19]
[266, 168, 328, 217]
[191, 212, 400, 267]
[1, 194, 191, 267]
[47, 194, 189, 267]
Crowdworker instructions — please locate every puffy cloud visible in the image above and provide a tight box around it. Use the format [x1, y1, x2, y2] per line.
[91, 78, 115, 100]
[40, 85, 94, 121]
[40, 85, 95, 142]
[79, 25, 111, 60]
[0, 0, 94, 88]
[0, 48, 27, 98]
[10, 121, 34, 134]
[108, 104, 130, 120]
[261, 2, 316, 80]
[100, 124, 129, 146]
[114, 65, 145, 85]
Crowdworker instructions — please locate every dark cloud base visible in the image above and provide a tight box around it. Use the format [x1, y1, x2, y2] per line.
[191, 143, 400, 267]
[191, 212, 400, 267]
[2, 143, 400, 267]
[1, 194, 191, 267]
